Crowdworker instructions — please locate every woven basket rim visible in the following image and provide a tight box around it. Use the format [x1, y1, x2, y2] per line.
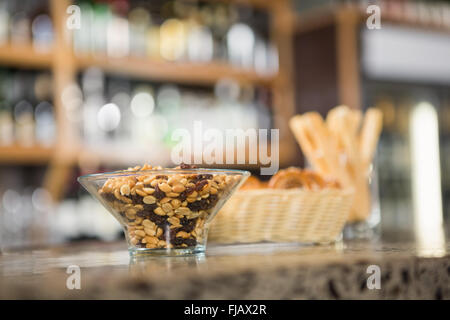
[235, 187, 355, 197]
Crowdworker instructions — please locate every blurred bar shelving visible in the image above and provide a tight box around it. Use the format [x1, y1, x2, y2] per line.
[0, 44, 53, 69]
[0, 145, 54, 164]
[75, 54, 276, 86]
[296, 4, 450, 35]
[292, 0, 450, 239]
[0, 0, 297, 202]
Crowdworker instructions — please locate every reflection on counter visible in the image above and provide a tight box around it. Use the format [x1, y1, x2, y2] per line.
[0, 186, 122, 250]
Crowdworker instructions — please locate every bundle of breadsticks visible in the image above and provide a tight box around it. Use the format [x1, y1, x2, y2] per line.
[289, 105, 383, 222]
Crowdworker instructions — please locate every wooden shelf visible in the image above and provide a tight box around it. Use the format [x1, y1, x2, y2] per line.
[75, 54, 276, 86]
[0, 44, 53, 69]
[0, 44, 277, 86]
[0, 145, 55, 164]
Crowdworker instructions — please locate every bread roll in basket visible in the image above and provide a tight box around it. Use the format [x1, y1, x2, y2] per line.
[209, 168, 354, 244]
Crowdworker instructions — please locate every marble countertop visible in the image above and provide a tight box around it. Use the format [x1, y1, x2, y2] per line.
[0, 240, 448, 299]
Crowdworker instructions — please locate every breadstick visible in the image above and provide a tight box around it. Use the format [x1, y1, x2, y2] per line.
[348, 175, 371, 222]
[326, 105, 348, 151]
[359, 108, 383, 171]
[326, 106, 361, 181]
[290, 106, 382, 223]
[302, 112, 338, 176]
[289, 115, 330, 174]
[326, 106, 361, 152]
[349, 109, 362, 135]
[291, 112, 353, 187]
[330, 107, 369, 220]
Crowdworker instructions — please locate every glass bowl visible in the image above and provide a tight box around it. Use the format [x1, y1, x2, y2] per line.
[78, 167, 249, 256]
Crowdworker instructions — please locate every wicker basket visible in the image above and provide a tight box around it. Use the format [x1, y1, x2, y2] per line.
[209, 188, 354, 244]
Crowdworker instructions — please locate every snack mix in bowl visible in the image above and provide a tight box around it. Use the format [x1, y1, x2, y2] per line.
[78, 164, 249, 256]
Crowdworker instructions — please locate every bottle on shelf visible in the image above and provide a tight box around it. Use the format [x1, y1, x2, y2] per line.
[9, 10, 31, 45]
[0, 101, 14, 146]
[128, 7, 151, 57]
[70, 0, 274, 74]
[14, 99, 35, 147]
[0, 1, 9, 45]
[31, 13, 53, 52]
[34, 101, 55, 146]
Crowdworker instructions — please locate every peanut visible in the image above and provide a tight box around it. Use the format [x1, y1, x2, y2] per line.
[135, 230, 146, 238]
[176, 231, 190, 239]
[143, 187, 155, 194]
[120, 184, 130, 196]
[154, 207, 165, 216]
[172, 184, 185, 193]
[144, 227, 156, 236]
[158, 183, 172, 193]
[142, 219, 155, 228]
[171, 199, 181, 209]
[162, 203, 173, 213]
[136, 189, 147, 197]
[143, 195, 156, 204]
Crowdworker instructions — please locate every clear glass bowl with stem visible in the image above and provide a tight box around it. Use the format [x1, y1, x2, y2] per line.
[78, 167, 249, 257]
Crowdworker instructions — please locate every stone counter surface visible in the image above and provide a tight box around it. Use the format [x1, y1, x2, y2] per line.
[0, 241, 448, 299]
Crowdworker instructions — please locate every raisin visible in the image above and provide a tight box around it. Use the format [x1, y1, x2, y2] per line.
[147, 210, 168, 227]
[192, 174, 213, 183]
[172, 237, 196, 247]
[188, 194, 218, 211]
[153, 184, 165, 200]
[143, 203, 157, 211]
[183, 238, 197, 247]
[179, 217, 197, 233]
[195, 180, 208, 191]
[199, 174, 213, 180]
[179, 186, 195, 201]
[187, 201, 203, 211]
[135, 203, 156, 218]
[136, 211, 148, 218]
[101, 192, 115, 202]
[180, 163, 197, 169]
[172, 237, 185, 246]
[130, 194, 143, 204]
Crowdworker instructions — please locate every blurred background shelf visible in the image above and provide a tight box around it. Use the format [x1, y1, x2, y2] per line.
[296, 4, 450, 34]
[0, 44, 53, 69]
[75, 54, 276, 86]
[0, 0, 296, 206]
[0, 145, 54, 164]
